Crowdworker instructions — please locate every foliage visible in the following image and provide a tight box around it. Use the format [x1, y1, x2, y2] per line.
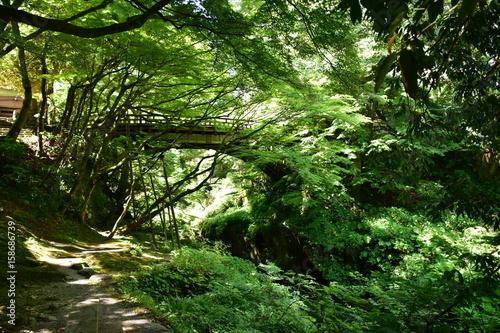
[431, 168, 500, 230]
[119, 247, 316, 332]
[0, 140, 63, 215]
[121, 210, 500, 332]
[301, 205, 500, 332]
[1, 0, 499, 331]
[302, 272, 493, 332]
[0, 140, 30, 165]
[244, 94, 367, 227]
[202, 209, 254, 238]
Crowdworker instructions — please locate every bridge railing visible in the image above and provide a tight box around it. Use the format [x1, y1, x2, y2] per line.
[117, 114, 254, 133]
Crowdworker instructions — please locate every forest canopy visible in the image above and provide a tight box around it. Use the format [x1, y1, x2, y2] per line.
[0, 0, 499, 332]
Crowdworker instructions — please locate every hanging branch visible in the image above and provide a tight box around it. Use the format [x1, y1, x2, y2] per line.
[124, 152, 221, 233]
[162, 157, 181, 249]
[138, 159, 158, 249]
[107, 179, 136, 239]
[149, 173, 169, 248]
[0, 0, 174, 38]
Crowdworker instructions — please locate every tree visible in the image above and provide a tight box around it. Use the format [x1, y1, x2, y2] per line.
[338, 0, 499, 139]
[0, 0, 173, 40]
[5, 22, 32, 140]
[1, 1, 499, 331]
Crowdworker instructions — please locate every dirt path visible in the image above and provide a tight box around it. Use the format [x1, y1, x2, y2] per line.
[17, 239, 171, 333]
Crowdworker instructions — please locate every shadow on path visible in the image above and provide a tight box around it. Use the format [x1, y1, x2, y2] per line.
[16, 240, 171, 333]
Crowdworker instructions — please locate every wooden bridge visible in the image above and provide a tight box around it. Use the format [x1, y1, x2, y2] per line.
[0, 103, 256, 148]
[115, 114, 254, 148]
[0, 95, 21, 120]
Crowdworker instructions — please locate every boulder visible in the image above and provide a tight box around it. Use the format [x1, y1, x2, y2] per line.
[88, 274, 115, 285]
[70, 262, 88, 270]
[143, 323, 170, 332]
[78, 268, 95, 278]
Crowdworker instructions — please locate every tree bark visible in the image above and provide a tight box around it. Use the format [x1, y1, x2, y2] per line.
[149, 173, 169, 247]
[107, 179, 135, 239]
[162, 158, 181, 249]
[0, 0, 173, 38]
[37, 53, 48, 155]
[53, 84, 78, 136]
[6, 23, 32, 141]
[138, 160, 157, 249]
[61, 129, 97, 216]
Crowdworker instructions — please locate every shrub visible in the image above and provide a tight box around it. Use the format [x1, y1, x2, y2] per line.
[201, 209, 254, 238]
[120, 247, 316, 332]
[0, 140, 31, 168]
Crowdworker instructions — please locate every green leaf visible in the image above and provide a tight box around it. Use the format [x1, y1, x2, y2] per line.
[458, 0, 478, 23]
[428, 0, 444, 22]
[350, 0, 363, 23]
[387, 11, 406, 37]
[398, 49, 418, 98]
[374, 53, 398, 92]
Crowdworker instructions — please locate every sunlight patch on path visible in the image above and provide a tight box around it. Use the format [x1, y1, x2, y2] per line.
[19, 237, 172, 332]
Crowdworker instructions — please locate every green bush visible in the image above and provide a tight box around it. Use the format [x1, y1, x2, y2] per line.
[301, 206, 500, 332]
[201, 209, 254, 238]
[120, 247, 316, 332]
[0, 140, 63, 216]
[0, 141, 34, 186]
[0, 140, 30, 167]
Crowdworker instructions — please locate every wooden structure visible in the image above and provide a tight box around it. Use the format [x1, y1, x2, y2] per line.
[0, 95, 22, 121]
[116, 114, 253, 148]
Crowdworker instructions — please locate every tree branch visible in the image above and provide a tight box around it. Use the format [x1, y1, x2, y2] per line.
[0, 0, 172, 38]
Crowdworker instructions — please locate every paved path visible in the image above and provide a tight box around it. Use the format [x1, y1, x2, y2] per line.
[17, 241, 170, 333]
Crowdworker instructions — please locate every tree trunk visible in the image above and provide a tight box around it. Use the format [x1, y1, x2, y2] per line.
[6, 23, 32, 141]
[149, 174, 168, 248]
[107, 180, 135, 239]
[163, 158, 181, 249]
[79, 128, 116, 223]
[37, 53, 48, 155]
[53, 84, 77, 136]
[61, 130, 96, 216]
[138, 161, 157, 249]
[163, 200, 174, 248]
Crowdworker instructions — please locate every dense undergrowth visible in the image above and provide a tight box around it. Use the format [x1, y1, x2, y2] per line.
[120, 208, 500, 333]
[1, 139, 499, 332]
[0, 140, 106, 327]
[0, 140, 102, 242]
[118, 246, 315, 332]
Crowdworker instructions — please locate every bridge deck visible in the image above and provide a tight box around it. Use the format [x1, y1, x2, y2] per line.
[115, 114, 252, 147]
[0, 113, 254, 148]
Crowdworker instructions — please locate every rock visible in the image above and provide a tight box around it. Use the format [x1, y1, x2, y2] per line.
[78, 268, 95, 278]
[70, 262, 88, 270]
[89, 274, 115, 285]
[65, 299, 100, 333]
[144, 323, 170, 332]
